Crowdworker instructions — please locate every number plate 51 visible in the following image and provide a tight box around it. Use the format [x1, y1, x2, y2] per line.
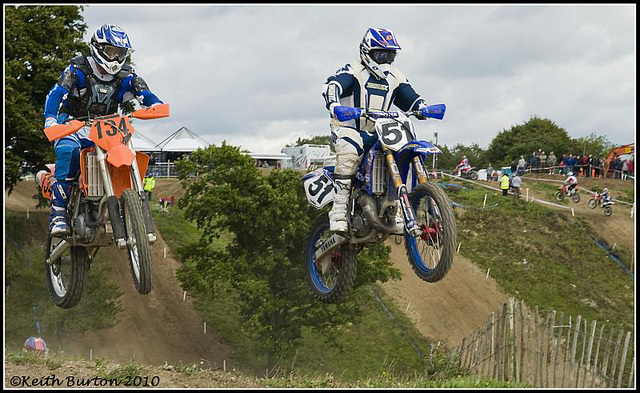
[303, 169, 335, 209]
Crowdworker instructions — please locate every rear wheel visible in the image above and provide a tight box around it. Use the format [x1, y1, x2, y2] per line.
[603, 206, 613, 216]
[44, 235, 88, 309]
[571, 193, 581, 203]
[121, 189, 153, 294]
[588, 199, 597, 209]
[404, 182, 456, 282]
[304, 214, 357, 303]
[555, 191, 565, 202]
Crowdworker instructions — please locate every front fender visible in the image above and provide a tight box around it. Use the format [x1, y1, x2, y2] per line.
[395, 140, 441, 184]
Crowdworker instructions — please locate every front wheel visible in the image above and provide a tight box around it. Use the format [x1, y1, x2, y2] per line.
[404, 182, 456, 282]
[470, 171, 478, 180]
[603, 206, 613, 216]
[44, 235, 88, 309]
[121, 189, 153, 294]
[304, 214, 357, 303]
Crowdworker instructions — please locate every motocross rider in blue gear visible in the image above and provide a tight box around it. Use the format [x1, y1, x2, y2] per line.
[322, 27, 432, 233]
[43, 24, 163, 236]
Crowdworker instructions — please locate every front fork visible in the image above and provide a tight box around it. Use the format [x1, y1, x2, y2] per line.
[95, 143, 157, 249]
[127, 140, 156, 244]
[383, 150, 426, 237]
[95, 145, 127, 249]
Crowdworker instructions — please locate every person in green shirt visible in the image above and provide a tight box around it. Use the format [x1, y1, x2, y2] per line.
[143, 175, 155, 201]
[500, 173, 510, 196]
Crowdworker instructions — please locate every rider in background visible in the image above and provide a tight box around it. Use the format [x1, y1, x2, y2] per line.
[563, 171, 578, 194]
[601, 187, 612, 204]
[455, 155, 471, 176]
[43, 24, 163, 236]
[322, 27, 433, 233]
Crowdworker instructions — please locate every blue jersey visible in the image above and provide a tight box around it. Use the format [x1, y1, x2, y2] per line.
[323, 61, 425, 132]
[44, 55, 162, 124]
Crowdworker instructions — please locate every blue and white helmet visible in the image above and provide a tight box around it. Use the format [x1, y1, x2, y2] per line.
[359, 28, 401, 80]
[90, 24, 132, 75]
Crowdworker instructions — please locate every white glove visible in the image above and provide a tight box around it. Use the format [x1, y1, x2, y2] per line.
[44, 117, 58, 128]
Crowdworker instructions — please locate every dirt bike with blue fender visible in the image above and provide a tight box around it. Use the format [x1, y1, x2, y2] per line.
[303, 104, 456, 303]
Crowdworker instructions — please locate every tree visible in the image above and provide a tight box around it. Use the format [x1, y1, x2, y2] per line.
[174, 142, 400, 362]
[572, 132, 615, 159]
[5, 5, 89, 193]
[435, 143, 488, 172]
[484, 116, 573, 167]
[287, 135, 333, 149]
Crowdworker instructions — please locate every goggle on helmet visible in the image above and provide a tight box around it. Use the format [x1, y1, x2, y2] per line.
[360, 28, 401, 80]
[90, 24, 132, 75]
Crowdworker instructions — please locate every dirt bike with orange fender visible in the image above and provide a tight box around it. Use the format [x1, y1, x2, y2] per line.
[36, 104, 169, 308]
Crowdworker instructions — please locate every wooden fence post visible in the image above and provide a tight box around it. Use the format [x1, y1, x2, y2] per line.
[568, 315, 582, 387]
[553, 311, 564, 388]
[491, 311, 497, 380]
[583, 320, 597, 387]
[508, 298, 516, 382]
[617, 331, 631, 388]
[501, 302, 508, 381]
[562, 315, 572, 388]
[519, 300, 526, 384]
[627, 356, 635, 388]
[460, 337, 468, 368]
[576, 318, 587, 387]
[533, 306, 540, 387]
[590, 324, 605, 387]
[546, 310, 556, 387]
[609, 331, 623, 387]
[600, 328, 615, 387]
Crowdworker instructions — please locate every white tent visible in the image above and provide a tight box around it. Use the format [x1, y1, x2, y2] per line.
[156, 127, 210, 152]
[130, 129, 161, 152]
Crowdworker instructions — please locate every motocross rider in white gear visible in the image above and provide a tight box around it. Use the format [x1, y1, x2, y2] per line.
[322, 28, 431, 233]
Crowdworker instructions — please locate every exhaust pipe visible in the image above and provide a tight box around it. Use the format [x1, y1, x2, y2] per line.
[358, 194, 397, 235]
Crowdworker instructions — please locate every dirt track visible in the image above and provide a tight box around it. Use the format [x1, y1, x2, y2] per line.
[380, 240, 508, 349]
[5, 180, 235, 369]
[5, 175, 633, 367]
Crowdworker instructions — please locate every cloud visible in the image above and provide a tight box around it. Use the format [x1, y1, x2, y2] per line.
[81, 4, 636, 153]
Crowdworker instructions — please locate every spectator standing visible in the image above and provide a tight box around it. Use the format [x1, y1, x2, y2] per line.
[562, 154, 569, 175]
[487, 163, 494, 182]
[581, 155, 588, 177]
[530, 151, 538, 173]
[614, 156, 622, 179]
[547, 151, 557, 174]
[622, 158, 629, 179]
[539, 151, 547, 172]
[517, 155, 526, 175]
[511, 173, 522, 198]
[500, 172, 510, 196]
[586, 154, 593, 177]
[511, 160, 517, 176]
[628, 156, 634, 177]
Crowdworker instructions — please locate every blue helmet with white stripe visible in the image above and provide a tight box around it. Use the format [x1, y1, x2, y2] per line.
[359, 28, 401, 80]
[90, 24, 132, 75]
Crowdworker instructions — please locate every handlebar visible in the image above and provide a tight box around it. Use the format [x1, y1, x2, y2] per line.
[333, 103, 446, 122]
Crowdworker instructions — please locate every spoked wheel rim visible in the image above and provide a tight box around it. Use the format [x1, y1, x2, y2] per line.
[407, 196, 445, 273]
[124, 205, 142, 282]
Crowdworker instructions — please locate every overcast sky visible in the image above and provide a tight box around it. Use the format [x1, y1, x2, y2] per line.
[81, 4, 636, 154]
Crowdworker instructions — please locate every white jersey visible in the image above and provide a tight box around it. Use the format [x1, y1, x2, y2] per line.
[323, 60, 424, 132]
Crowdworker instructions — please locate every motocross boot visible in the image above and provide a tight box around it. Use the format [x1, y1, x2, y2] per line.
[49, 180, 71, 236]
[328, 177, 351, 233]
[392, 200, 405, 235]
